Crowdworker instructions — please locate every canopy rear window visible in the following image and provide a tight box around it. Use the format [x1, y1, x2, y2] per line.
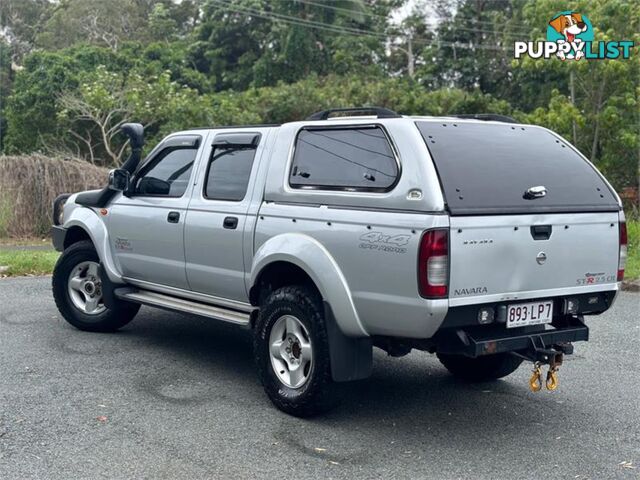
[290, 126, 399, 192]
[416, 121, 619, 215]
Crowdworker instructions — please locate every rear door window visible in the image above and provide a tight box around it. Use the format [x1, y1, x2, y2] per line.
[204, 146, 257, 201]
[289, 126, 399, 192]
[416, 121, 619, 215]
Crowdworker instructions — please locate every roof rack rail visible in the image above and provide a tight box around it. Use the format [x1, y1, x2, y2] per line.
[306, 106, 402, 121]
[187, 124, 281, 131]
[451, 113, 518, 124]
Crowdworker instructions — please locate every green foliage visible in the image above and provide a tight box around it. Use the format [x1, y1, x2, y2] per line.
[188, 0, 271, 91]
[417, 0, 520, 95]
[4, 51, 79, 153]
[0, 40, 11, 151]
[204, 75, 511, 125]
[34, 0, 199, 50]
[148, 3, 180, 42]
[520, 89, 584, 135]
[190, 0, 390, 90]
[56, 66, 211, 164]
[0, 0, 52, 57]
[626, 219, 640, 281]
[2, 44, 134, 154]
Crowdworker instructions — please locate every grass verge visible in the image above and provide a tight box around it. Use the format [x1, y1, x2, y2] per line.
[0, 249, 60, 277]
[625, 219, 639, 281]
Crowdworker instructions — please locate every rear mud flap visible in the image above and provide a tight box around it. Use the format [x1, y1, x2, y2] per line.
[323, 302, 372, 382]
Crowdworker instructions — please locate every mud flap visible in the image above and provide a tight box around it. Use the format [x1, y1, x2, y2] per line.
[323, 302, 372, 382]
[51, 225, 67, 252]
[99, 264, 118, 309]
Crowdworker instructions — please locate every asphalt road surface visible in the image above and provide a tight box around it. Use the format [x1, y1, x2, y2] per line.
[1, 277, 639, 480]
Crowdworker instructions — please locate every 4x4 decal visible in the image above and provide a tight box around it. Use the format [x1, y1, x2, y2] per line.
[359, 231, 410, 254]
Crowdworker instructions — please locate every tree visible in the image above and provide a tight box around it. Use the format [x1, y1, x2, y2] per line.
[34, 0, 201, 51]
[190, 0, 387, 91]
[57, 68, 134, 164]
[0, 40, 12, 151]
[3, 51, 80, 153]
[2, 45, 132, 154]
[188, 0, 272, 91]
[0, 0, 52, 59]
[387, 4, 434, 78]
[56, 66, 210, 165]
[416, 0, 524, 96]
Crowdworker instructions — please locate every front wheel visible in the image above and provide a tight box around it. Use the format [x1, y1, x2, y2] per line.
[52, 240, 139, 332]
[437, 352, 523, 382]
[254, 286, 340, 417]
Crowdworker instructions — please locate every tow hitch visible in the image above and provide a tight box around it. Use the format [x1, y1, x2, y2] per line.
[523, 338, 574, 392]
[433, 315, 588, 392]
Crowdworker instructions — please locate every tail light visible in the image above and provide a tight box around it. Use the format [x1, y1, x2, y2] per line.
[418, 228, 449, 298]
[618, 220, 627, 281]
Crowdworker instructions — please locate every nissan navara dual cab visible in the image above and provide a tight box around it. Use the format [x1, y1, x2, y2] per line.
[51, 107, 627, 416]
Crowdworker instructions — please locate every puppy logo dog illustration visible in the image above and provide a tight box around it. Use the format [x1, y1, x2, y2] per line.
[547, 12, 591, 60]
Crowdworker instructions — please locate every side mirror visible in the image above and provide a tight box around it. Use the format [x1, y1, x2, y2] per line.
[108, 168, 130, 192]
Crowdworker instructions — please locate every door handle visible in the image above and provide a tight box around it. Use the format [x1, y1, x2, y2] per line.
[167, 211, 180, 223]
[223, 216, 238, 229]
[530, 225, 552, 240]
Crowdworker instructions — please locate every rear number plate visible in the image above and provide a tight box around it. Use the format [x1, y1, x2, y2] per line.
[506, 301, 553, 328]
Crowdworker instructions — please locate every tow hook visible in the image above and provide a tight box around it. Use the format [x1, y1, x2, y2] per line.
[529, 354, 562, 392]
[546, 364, 559, 391]
[525, 339, 570, 392]
[529, 363, 543, 392]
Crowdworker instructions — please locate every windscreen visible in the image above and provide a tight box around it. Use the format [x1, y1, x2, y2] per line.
[416, 121, 619, 215]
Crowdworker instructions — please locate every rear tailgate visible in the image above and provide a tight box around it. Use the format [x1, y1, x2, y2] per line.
[449, 212, 619, 306]
[415, 120, 621, 306]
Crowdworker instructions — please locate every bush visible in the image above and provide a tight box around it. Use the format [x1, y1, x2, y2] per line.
[0, 155, 108, 237]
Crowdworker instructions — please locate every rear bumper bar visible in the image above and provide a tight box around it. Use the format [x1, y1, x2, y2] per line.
[435, 316, 589, 358]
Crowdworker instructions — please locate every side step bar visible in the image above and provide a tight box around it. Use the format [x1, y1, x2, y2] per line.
[115, 288, 252, 326]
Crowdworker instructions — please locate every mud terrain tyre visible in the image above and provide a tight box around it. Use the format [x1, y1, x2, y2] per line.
[254, 285, 340, 417]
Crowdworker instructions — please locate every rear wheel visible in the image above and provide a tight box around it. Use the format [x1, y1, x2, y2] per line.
[437, 352, 523, 382]
[52, 240, 139, 332]
[254, 286, 339, 417]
